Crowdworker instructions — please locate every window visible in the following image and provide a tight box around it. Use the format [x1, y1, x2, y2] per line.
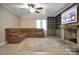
[36, 19, 47, 30]
[36, 20, 41, 28]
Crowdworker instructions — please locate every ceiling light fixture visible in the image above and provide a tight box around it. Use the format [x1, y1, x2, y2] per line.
[29, 7, 35, 12]
[24, 3, 29, 9]
[22, 3, 44, 13]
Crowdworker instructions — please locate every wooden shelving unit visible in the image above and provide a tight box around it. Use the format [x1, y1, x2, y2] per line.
[47, 17, 55, 28]
[47, 17, 56, 36]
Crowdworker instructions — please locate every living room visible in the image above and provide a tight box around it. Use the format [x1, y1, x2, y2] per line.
[0, 3, 79, 55]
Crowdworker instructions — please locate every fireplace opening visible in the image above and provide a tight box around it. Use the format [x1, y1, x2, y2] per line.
[69, 38, 77, 43]
[64, 28, 77, 44]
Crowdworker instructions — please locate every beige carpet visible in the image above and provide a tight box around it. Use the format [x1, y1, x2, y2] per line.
[0, 37, 75, 55]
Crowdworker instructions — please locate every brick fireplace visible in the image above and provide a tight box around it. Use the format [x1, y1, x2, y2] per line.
[64, 29, 77, 43]
[64, 24, 79, 44]
[61, 24, 79, 52]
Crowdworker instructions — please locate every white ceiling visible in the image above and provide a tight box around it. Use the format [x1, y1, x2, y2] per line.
[2, 3, 72, 19]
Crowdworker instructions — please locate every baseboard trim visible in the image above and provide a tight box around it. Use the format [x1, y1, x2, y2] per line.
[0, 41, 6, 47]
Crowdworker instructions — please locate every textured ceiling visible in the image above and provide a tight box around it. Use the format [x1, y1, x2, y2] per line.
[2, 3, 72, 19]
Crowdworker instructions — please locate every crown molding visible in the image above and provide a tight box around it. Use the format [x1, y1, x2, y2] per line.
[1, 4, 21, 17]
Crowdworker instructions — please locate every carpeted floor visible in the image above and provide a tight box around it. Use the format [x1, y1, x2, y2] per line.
[0, 37, 75, 55]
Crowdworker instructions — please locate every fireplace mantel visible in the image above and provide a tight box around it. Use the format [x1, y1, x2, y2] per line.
[64, 24, 79, 29]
